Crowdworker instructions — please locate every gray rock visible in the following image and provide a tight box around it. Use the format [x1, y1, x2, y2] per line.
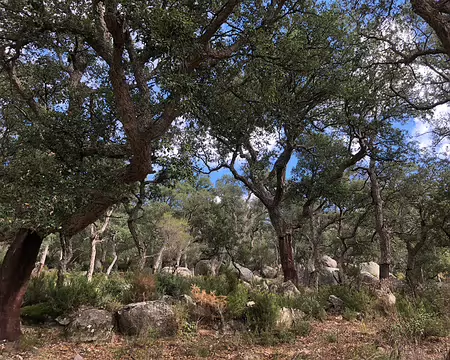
[74, 355, 84, 360]
[360, 271, 379, 286]
[161, 266, 175, 274]
[175, 267, 193, 278]
[231, 263, 254, 283]
[276, 307, 306, 330]
[328, 295, 345, 313]
[117, 301, 177, 337]
[65, 308, 114, 342]
[319, 267, 341, 285]
[321, 255, 338, 269]
[261, 265, 278, 279]
[195, 259, 220, 276]
[279, 280, 300, 297]
[360, 262, 380, 279]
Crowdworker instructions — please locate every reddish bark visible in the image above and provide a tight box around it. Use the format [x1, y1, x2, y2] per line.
[278, 232, 298, 285]
[0, 229, 43, 341]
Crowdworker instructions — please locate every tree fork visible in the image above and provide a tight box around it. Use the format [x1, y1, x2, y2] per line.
[0, 229, 43, 341]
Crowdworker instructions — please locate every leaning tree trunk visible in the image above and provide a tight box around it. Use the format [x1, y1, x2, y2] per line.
[0, 229, 43, 341]
[368, 158, 391, 280]
[87, 207, 114, 282]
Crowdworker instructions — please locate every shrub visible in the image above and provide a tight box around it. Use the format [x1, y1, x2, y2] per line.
[278, 293, 326, 320]
[319, 285, 376, 313]
[291, 320, 311, 337]
[156, 273, 192, 297]
[21, 303, 58, 323]
[126, 273, 157, 303]
[227, 283, 249, 319]
[393, 295, 449, 341]
[246, 291, 280, 332]
[191, 285, 227, 313]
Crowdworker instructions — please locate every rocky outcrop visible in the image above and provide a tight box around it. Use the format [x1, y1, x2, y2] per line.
[175, 267, 193, 277]
[116, 301, 177, 337]
[278, 280, 300, 297]
[327, 295, 345, 314]
[261, 265, 277, 279]
[360, 262, 380, 279]
[321, 255, 338, 269]
[195, 259, 220, 276]
[230, 263, 254, 283]
[319, 267, 341, 285]
[65, 308, 114, 342]
[276, 307, 306, 330]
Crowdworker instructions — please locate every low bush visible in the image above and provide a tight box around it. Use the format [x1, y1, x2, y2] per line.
[126, 273, 157, 303]
[318, 285, 376, 313]
[278, 293, 326, 320]
[226, 283, 249, 319]
[156, 273, 192, 297]
[246, 291, 280, 332]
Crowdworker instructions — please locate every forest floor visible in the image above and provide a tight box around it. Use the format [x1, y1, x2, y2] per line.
[0, 317, 448, 360]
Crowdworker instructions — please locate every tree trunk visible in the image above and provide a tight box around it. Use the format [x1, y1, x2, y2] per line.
[106, 253, 118, 277]
[87, 207, 114, 282]
[268, 208, 298, 284]
[0, 229, 43, 341]
[153, 245, 165, 273]
[368, 157, 391, 280]
[277, 232, 297, 284]
[57, 233, 73, 288]
[87, 232, 98, 282]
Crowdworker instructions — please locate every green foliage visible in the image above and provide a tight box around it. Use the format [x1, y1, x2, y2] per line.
[156, 273, 192, 298]
[246, 292, 280, 332]
[319, 285, 376, 313]
[24, 272, 131, 317]
[277, 293, 326, 320]
[20, 303, 58, 324]
[291, 321, 312, 337]
[392, 292, 450, 341]
[227, 283, 249, 319]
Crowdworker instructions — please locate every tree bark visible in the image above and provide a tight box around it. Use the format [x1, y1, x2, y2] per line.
[269, 208, 298, 284]
[153, 245, 166, 273]
[57, 233, 73, 288]
[0, 229, 43, 341]
[368, 157, 391, 280]
[37, 243, 49, 276]
[125, 181, 148, 271]
[87, 207, 114, 282]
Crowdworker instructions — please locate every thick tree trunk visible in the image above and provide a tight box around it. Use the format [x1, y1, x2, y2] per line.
[277, 232, 297, 284]
[368, 158, 391, 280]
[57, 233, 73, 288]
[268, 208, 298, 284]
[0, 229, 43, 341]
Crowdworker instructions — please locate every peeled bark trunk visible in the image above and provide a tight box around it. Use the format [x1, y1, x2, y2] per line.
[278, 232, 297, 284]
[0, 229, 43, 341]
[268, 208, 298, 284]
[368, 158, 391, 280]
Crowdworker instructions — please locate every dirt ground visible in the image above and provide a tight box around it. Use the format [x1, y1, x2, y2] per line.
[1, 317, 448, 360]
